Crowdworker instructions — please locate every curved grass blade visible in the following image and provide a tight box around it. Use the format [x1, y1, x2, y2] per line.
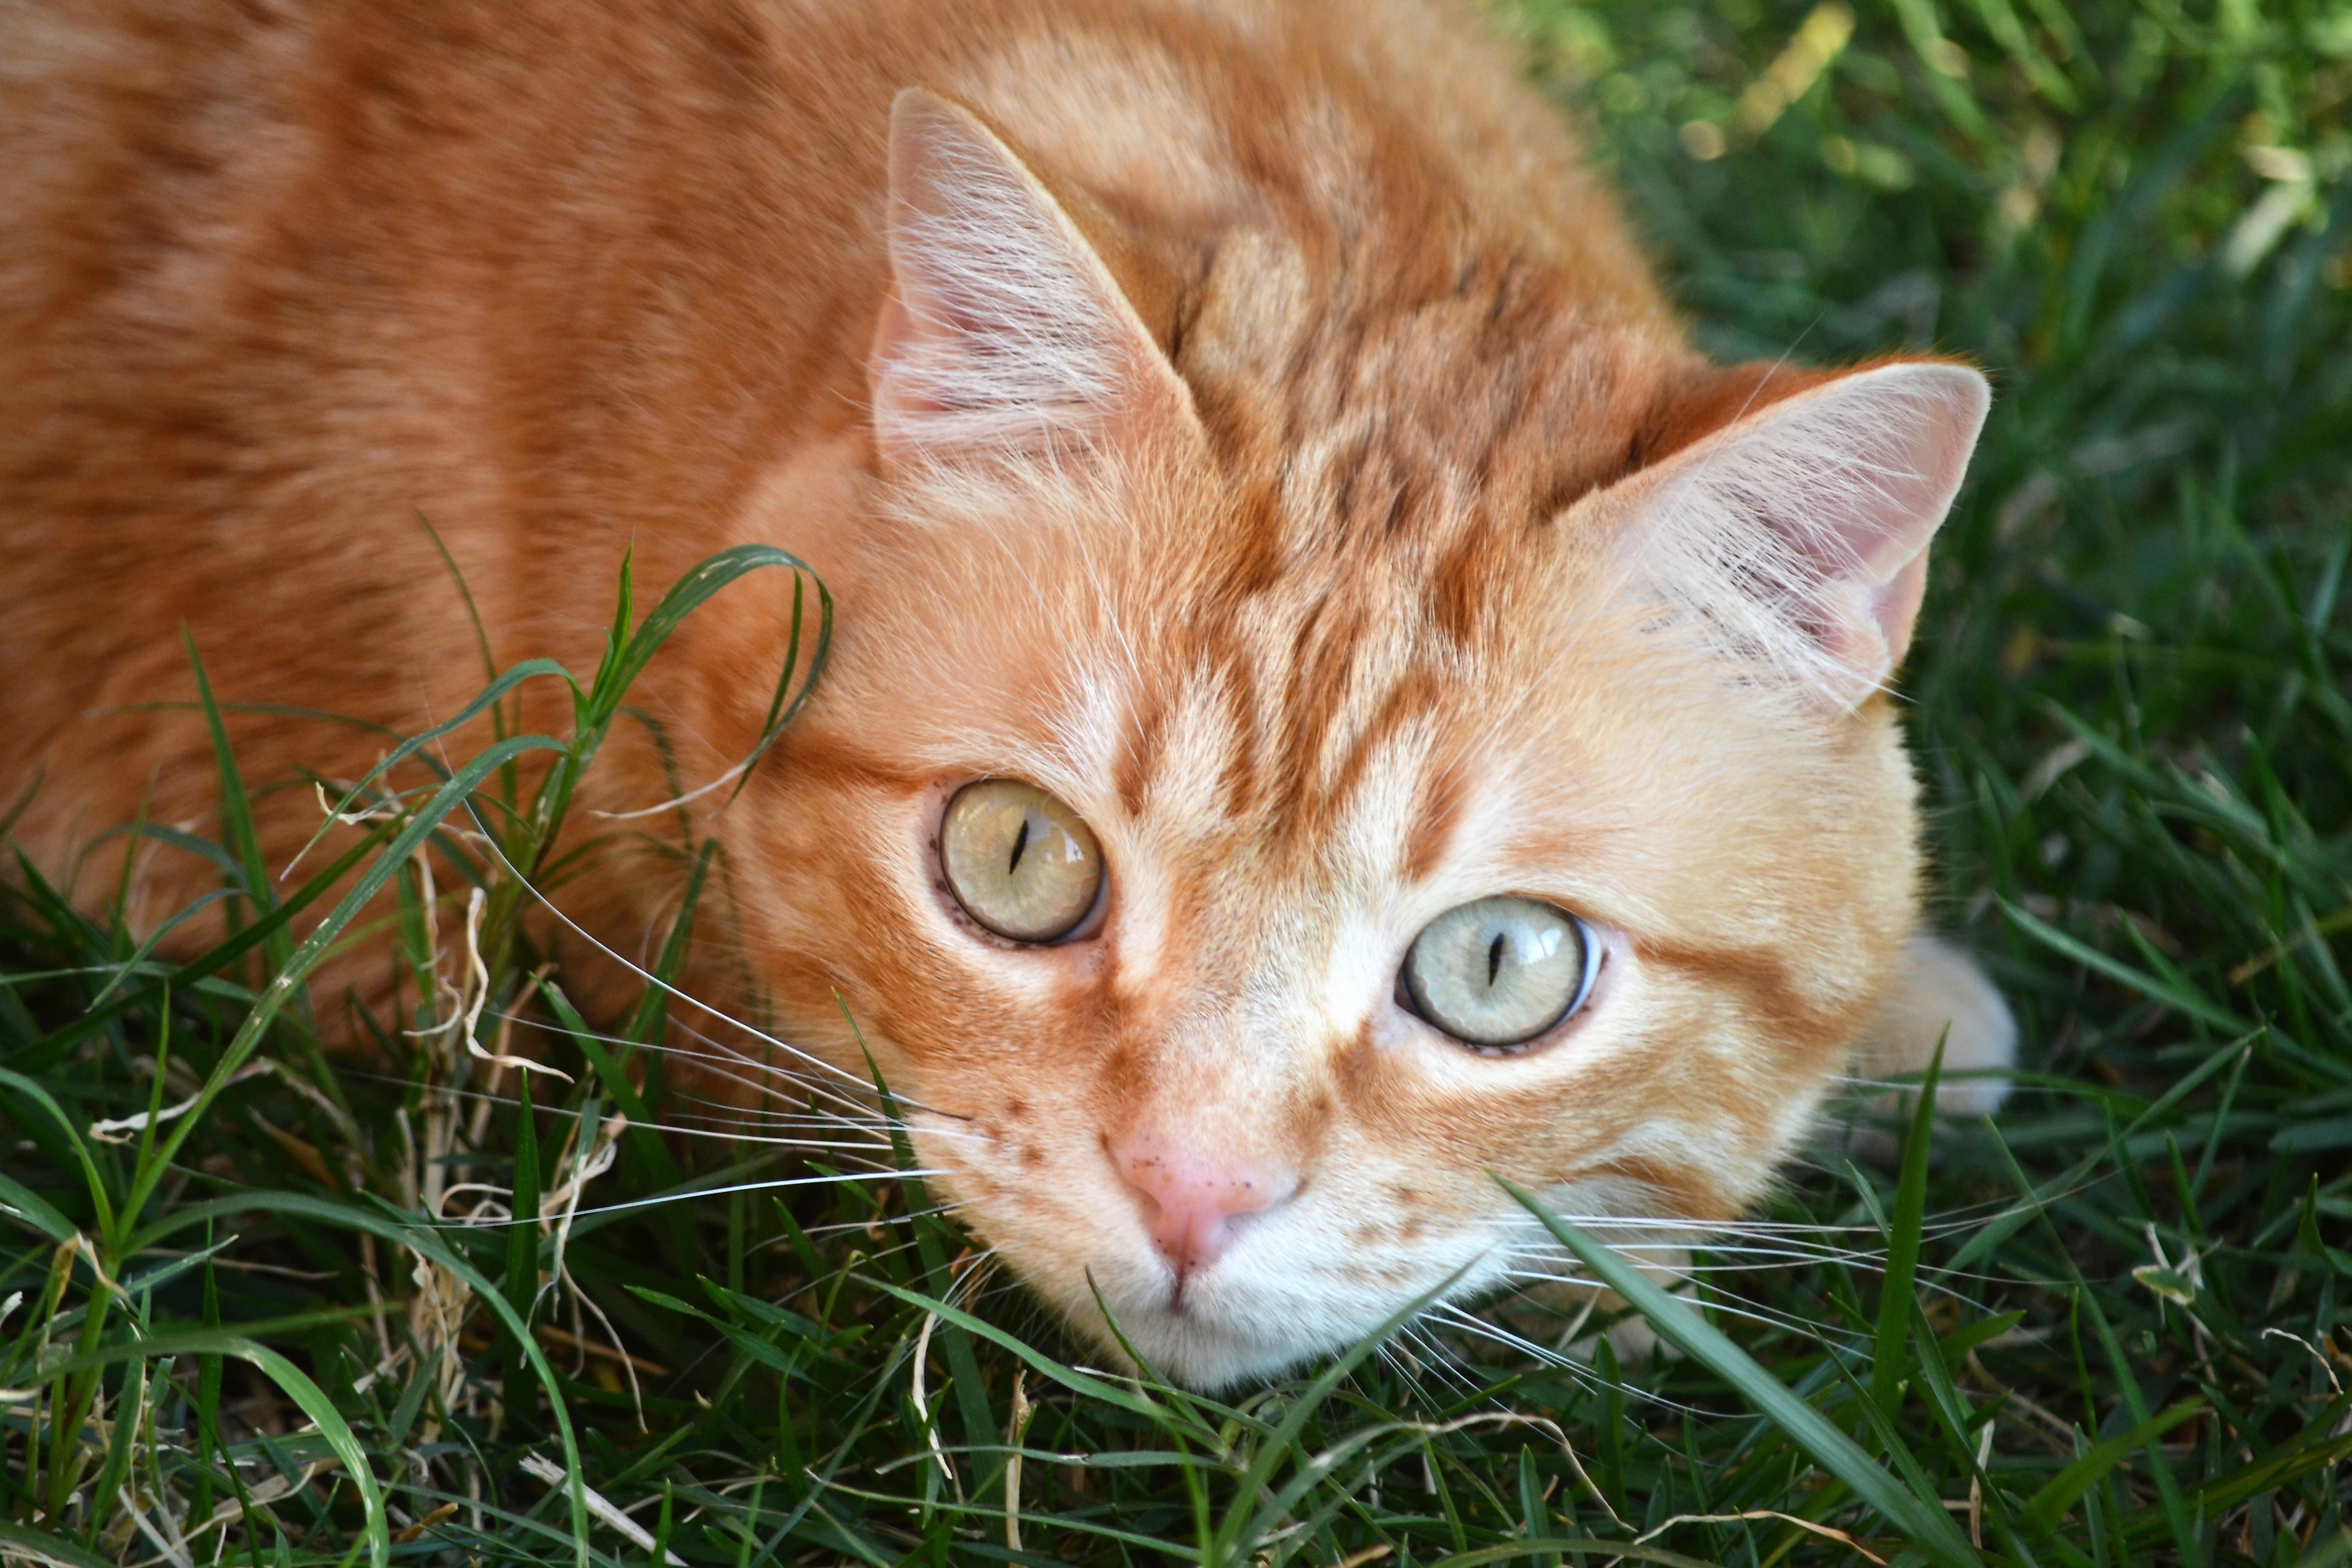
[39, 1328, 388, 1568]
[2019, 1398, 2202, 1535]
[1499, 1178, 1981, 1568]
[593, 544, 825, 725]
[1207, 1264, 1476, 1566]
[130, 1190, 594, 1566]
[1871, 1039, 1942, 1423]
[0, 1168, 78, 1246]
[0, 1520, 116, 1568]
[0, 1067, 114, 1238]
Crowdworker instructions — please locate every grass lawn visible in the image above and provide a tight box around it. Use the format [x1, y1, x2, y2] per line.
[6, 1, 2352, 1563]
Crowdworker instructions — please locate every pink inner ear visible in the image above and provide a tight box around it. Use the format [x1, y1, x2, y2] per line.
[868, 89, 1192, 465]
[1794, 362, 1989, 680]
[1627, 360, 1990, 707]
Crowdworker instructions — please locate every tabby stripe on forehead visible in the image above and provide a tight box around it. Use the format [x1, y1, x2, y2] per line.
[1403, 759, 1469, 883]
[1295, 667, 1449, 845]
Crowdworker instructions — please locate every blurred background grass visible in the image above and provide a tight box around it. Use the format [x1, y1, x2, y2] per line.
[5, 2, 2352, 1565]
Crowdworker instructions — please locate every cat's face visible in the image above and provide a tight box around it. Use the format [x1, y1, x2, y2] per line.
[717, 94, 1987, 1388]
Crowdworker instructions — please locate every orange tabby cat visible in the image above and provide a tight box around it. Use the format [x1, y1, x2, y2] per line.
[1, 0, 2014, 1386]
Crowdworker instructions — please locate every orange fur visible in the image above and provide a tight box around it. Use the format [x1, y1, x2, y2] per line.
[0, 0, 2007, 1386]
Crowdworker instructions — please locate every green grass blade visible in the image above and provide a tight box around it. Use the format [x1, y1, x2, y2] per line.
[1871, 1040, 1943, 1424]
[130, 1191, 593, 1565]
[0, 1168, 79, 1246]
[2019, 1399, 2201, 1534]
[1208, 1267, 1477, 1563]
[594, 545, 826, 725]
[0, 1520, 116, 1568]
[42, 1329, 389, 1568]
[121, 731, 571, 1232]
[1998, 897, 2246, 1033]
[0, 1068, 114, 1239]
[1427, 1545, 1719, 1568]
[1502, 1179, 1981, 1568]
[180, 628, 288, 978]
[867, 1279, 1168, 1422]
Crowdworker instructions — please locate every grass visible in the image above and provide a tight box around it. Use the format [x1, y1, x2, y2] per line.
[5, 0, 2352, 1563]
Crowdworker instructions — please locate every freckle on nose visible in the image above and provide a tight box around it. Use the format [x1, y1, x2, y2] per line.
[1108, 1136, 1298, 1280]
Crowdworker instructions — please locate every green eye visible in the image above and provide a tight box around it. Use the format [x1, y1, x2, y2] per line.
[940, 779, 1105, 942]
[1401, 897, 1596, 1049]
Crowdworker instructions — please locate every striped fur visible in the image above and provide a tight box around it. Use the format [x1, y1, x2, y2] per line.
[0, 0, 2008, 1386]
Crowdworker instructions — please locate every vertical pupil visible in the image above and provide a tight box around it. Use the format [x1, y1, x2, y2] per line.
[1007, 814, 1032, 875]
[1486, 932, 1506, 987]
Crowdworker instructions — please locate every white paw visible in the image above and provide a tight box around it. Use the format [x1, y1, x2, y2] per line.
[1852, 932, 2017, 1119]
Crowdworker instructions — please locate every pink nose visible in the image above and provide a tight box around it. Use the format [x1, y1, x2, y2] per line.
[1112, 1139, 1296, 1278]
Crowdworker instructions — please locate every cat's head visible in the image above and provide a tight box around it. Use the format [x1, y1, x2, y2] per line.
[719, 93, 1988, 1388]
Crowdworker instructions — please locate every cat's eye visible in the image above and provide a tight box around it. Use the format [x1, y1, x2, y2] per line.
[1400, 897, 1598, 1050]
[940, 779, 1105, 943]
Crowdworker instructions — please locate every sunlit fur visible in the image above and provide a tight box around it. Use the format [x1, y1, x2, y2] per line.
[2, 0, 2007, 1388]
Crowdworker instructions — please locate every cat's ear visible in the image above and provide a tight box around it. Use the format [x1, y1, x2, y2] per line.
[869, 88, 1196, 467]
[1609, 360, 1990, 708]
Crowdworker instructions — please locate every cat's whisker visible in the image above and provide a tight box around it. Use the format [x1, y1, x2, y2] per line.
[1432, 1304, 1759, 1427]
[1427, 1305, 1604, 1388]
[652, 1084, 991, 1146]
[335, 1064, 889, 1151]
[1496, 1268, 1852, 1345]
[378, 1056, 910, 1157]
[651, 1006, 922, 1115]
[460, 819, 916, 1105]
[498, 1004, 890, 1124]
[1392, 1320, 1482, 1397]
[798, 1197, 974, 1240]
[542, 1169, 954, 1227]
[1499, 1234, 1893, 1272]
[488, 1005, 988, 1164]
[946, 1253, 1005, 1310]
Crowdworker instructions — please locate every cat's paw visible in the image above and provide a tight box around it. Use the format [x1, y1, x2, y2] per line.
[1850, 932, 2017, 1122]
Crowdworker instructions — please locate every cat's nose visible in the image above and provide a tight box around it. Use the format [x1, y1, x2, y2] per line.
[1111, 1139, 1297, 1278]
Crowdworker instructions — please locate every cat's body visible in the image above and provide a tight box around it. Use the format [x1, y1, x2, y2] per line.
[2, 0, 2011, 1385]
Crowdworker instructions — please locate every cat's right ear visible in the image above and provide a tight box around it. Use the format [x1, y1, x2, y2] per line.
[1595, 359, 1991, 709]
[869, 89, 1197, 468]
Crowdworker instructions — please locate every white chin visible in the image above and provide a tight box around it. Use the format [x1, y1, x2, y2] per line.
[1089, 1298, 1342, 1391]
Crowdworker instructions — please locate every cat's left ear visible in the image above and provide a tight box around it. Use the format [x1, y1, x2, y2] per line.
[868, 89, 1197, 468]
[1604, 360, 1990, 709]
